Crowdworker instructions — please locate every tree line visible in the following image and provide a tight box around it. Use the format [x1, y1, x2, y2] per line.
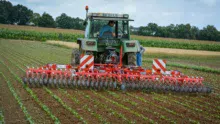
[131, 23, 220, 41]
[0, 0, 85, 30]
[0, 0, 220, 41]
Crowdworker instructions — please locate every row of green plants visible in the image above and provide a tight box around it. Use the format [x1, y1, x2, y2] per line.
[0, 110, 4, 124]
[169, 93, 220, 114]
[198, 95, 220, 109]
[142, 60, 220, 74]
[126, 93, 186, 120]
[4, 52, 87, 124]
[78, 90, 134, 123]
[107, 91, 138, 106]
[135, 38, 220, 51]
[1, 28, 220, 51]
[0, 96, 5, 124]
[0, 39, 65, 66]
[106, 91, 176, 123]
[92, 90, 155, 123]
[1, 49, 91, 124]
[127, 92, 204, 124]
[107, 90, 178, 123]
[153, 92, 220, 120]
[0, 72, 4, 124]
[0, 28, 83, 42]
[43, 87, 87, 124]
[59, 89, 109, 123]
[0, 53, 61, 123]
[148, 91, 219, 120]
[0, 68, 34, 124]
[150, 92, 209, 123]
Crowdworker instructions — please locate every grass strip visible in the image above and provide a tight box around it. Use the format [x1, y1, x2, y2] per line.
[143, 60, 220, 74]
[136, 39, 220, 51]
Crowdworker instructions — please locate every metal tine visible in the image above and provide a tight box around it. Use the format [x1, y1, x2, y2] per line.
[67, 78, 72, 87]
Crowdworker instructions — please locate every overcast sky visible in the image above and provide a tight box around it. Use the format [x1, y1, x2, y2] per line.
[9, 0, 220, 30]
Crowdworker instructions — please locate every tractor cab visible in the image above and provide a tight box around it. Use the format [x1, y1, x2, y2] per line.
[83, 13, 135, 52]
[84, 13, 134, 40]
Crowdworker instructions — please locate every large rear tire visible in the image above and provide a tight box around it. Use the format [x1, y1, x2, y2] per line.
[71, 49, 80, 66]
[127, 53, 136, 66]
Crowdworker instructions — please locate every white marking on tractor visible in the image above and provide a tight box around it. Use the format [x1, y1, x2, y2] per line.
[79, 55, 94, 69]
[152, 59, 166, 74]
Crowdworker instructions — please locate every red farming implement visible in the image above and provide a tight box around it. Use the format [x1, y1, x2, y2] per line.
[23, 61, 212, 93]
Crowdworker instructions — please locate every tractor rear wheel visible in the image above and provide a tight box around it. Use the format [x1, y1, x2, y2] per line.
[127, 53, 136, 66]
[71, 49, 80, 66]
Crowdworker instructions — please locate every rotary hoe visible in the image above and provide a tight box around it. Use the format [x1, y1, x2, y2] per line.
[22, 6, 212, 93]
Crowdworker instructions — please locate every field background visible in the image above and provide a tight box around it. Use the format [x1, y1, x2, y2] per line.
[1, 24, 219, 44]
[0, 25, 220, 123]
[1, 24, 220, 51]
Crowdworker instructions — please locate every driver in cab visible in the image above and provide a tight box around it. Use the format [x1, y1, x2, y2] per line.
[99, 20, 115, 38]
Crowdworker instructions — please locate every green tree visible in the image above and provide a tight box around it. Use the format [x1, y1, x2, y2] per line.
[30, 13, 40, 26]
[38, 12, 56, 28]
[138, 26, 148, 36]
[56, 13, 73, 29]
[199, 25, 219, 41]
[0, 0, 13, 24]
[164, 24, 176, 38]
[147, 23, 158, 36]
[12, 4, 33, 25]
[190, 26, 200, 39]
[72, 17, 85, 30]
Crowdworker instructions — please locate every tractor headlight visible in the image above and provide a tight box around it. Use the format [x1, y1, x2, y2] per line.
[86, 41, 96, 46]
[126, 43, 135, 47]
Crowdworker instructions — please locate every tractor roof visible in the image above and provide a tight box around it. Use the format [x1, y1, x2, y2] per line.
[87, 13, 134, 21]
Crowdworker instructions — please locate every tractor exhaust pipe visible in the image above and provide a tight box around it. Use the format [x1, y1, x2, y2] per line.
[85, 6, 89, 17]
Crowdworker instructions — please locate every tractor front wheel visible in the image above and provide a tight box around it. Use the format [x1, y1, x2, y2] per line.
[71, 49, 80, 66]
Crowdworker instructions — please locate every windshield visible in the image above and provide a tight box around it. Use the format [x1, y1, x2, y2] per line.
[89, 20, 129, 39]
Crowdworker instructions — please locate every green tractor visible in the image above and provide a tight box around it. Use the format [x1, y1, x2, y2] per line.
[71, 6, 141, 67]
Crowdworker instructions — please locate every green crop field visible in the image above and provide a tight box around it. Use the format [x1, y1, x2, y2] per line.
[0, 38, 220, 123]
[1, 24, 220, 51]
